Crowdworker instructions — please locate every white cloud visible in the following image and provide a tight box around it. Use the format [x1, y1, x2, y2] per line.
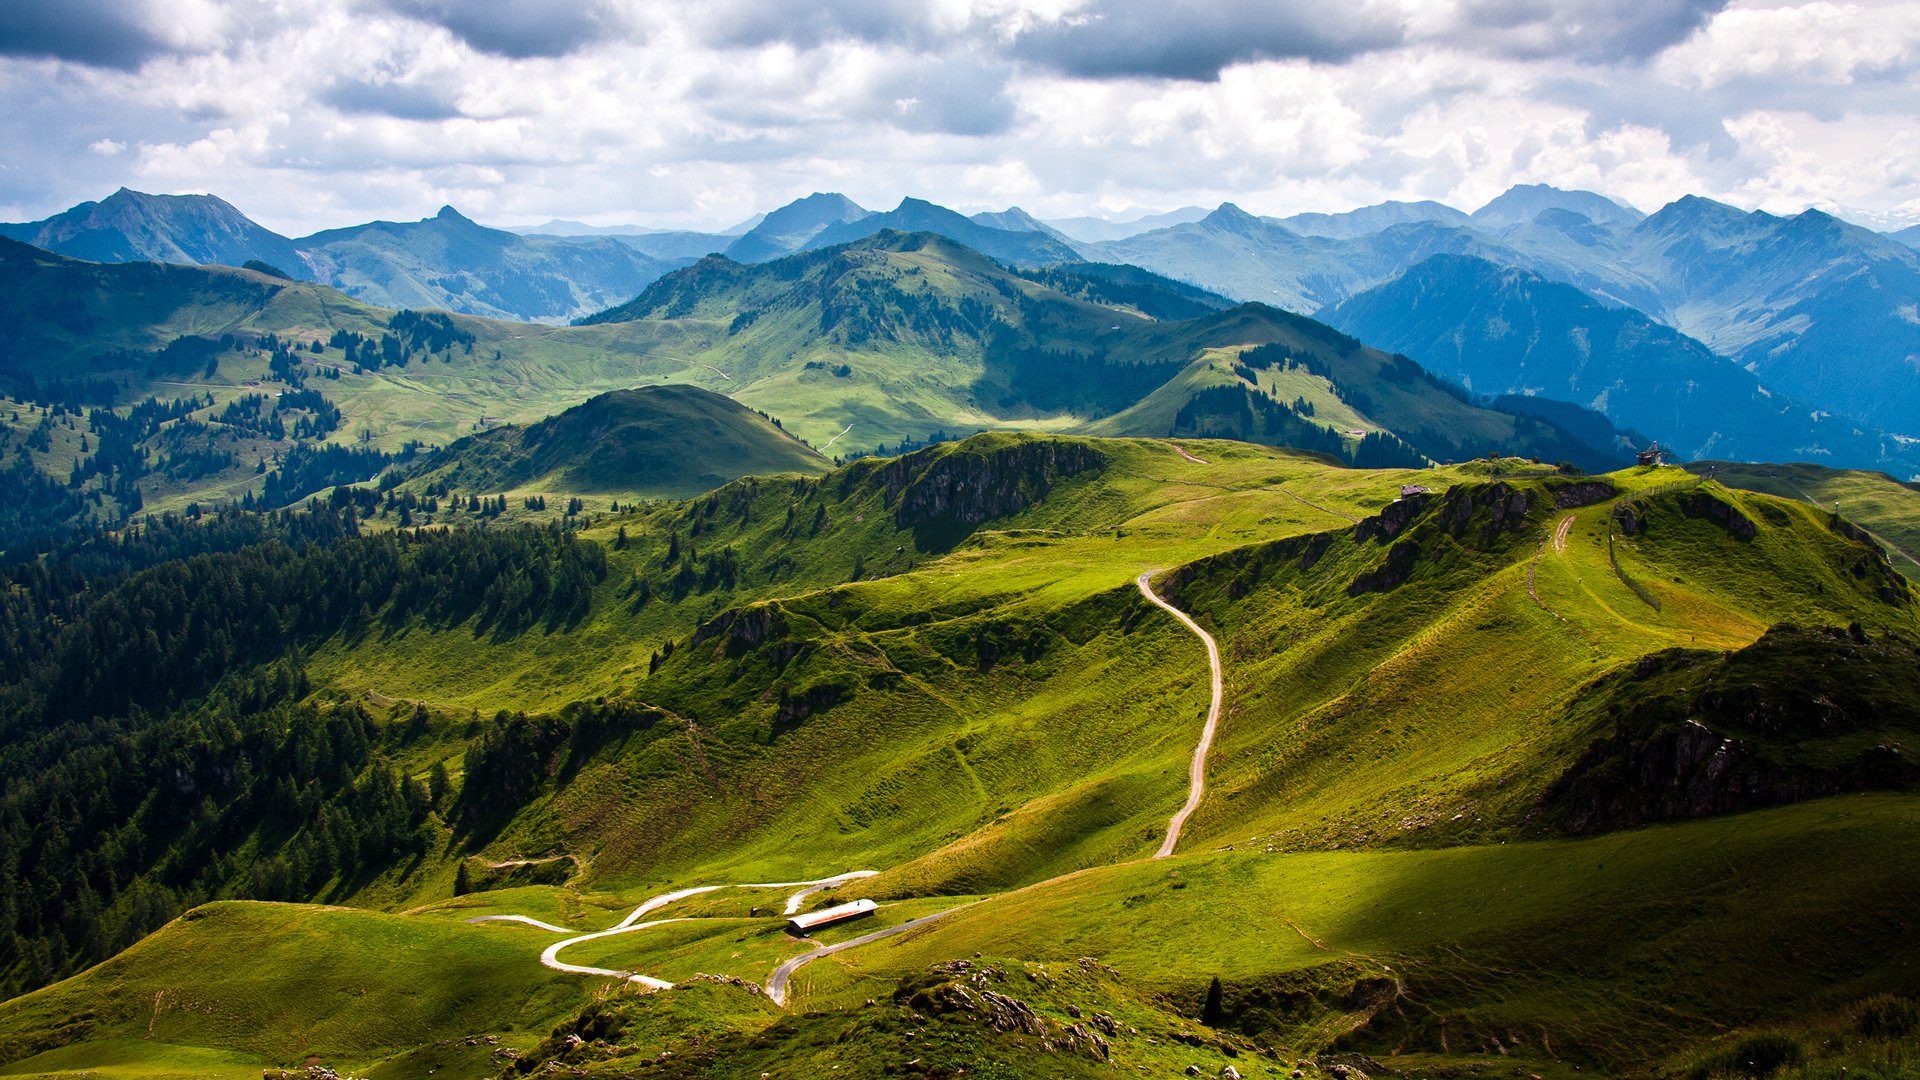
[0, 0, 1916, 232]
[1660, 2, 1920, 88]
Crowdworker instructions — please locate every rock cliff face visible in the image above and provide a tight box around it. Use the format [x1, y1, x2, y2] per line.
[874, 437, 1107, 547]
[1541, 625, 1920, 834]
[690, 602, 788, 658]
[1675, 489, 1758, 540]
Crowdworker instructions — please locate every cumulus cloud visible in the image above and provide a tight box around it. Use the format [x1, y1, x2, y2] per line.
[0, 0, 170, 69]
[0, 0, 1917, 232]
[1005, 0, 1408, 79]
[1441, 0, 1728, 64]
[1659, 1, 1920, 88]
[377, 0, 628, 59]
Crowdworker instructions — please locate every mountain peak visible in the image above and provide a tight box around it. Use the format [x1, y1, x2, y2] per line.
[1472, 184, 1642, 230]
[434, 205, 471, 222]
[1202, 202, 1267, 232]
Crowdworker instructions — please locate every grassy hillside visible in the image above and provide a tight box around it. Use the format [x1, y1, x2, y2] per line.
[0, 901, 594, 1078]
[585, 230, 1621, 466]
[0, 230, 1614, 550]
[2, 442, 1915, 1073]
[1696, 459, 1920, 580]
[394, 384, 830, 501]
[796, 795, 1920, 1075]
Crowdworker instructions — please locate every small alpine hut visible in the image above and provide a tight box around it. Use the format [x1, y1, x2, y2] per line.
[787, 898, 877, 936]
[1636, 442, 1670, 467]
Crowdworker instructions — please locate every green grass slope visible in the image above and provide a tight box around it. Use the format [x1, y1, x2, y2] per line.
[798, 795, 1920, 1075]
[0, 230, 1612, 543]
[0, 901, 591, 1078]
[6, 438, 1918, 1078]
[1696, 459, 1920, 580]
[394, 384, 830, 500]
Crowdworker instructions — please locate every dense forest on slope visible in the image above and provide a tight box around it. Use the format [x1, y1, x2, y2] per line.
[0, 514, 607, 995]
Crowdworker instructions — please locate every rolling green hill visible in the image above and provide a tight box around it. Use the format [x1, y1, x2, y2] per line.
[0, 228, 1630, 552]
[581, 230, 1624, 467]
[2, 431, 1915, 1077]
[393, 385, 829, 501]
[1693, 459, 1920, 581]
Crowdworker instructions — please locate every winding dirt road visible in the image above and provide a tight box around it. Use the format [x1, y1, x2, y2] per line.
[1135, 570, 1225, 858]
[468, 872, 878, 988]
[766, 902, 982, 1006]
[474, 577, 1227, 1003]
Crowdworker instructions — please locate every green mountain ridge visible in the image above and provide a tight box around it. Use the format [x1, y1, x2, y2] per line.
[1, 434, 1916, 1077]
[396, 385, 829, 500]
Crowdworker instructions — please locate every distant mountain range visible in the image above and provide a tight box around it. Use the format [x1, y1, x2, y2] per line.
[1043, 206, 1211, 243]
[1322, 254, 1920, 479]
[1076, 186, 1920, 444]
[0, 189, 310, 277]
[1, 190, 685, 322]
[9, 183, 1919, 467]
[0, 226, 1628, 524]
[297, 206, 686, 321]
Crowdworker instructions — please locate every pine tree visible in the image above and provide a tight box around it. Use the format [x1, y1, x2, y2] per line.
[1202, 975, 1224, 1026]
[453, 860, 472, 896]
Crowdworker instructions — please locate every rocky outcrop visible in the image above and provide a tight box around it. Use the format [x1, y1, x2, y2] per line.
[690, 603, 788, 657]
[1551, 479, 1616, 508]
[1436, 481, 1533, 541]
[1353, 492, 1432, 544]
[880, 438, 1107, 545]
[1540, 625, 1920, 834]
[1347, 540, 1420, 596]
[1828, 515, 1912, 606]
[902, 961, 1111, 1061]
[1676, 489, 1757, 540]
[775, 677, 852, 729]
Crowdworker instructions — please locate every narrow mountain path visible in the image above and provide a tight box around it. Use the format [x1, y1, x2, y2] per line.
[473, 579, 1228, 1004]
[1136, 569, 1225, 858]
[756, 574, 1226, 1001]
[1168, 441, 1210, 465]
[766, 902, 983, 1005]
[1281, 487, 1359, 524]
[468, 872, 877, 988]
[821, 423, 854, 450]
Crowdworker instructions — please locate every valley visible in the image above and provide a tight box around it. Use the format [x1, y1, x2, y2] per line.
[0, 426, 1915, 1079]
[1, 184, 1918, 1080]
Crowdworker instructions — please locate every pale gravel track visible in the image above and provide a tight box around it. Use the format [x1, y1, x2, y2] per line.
[473, 576, 1230, 1002]
[764, 574, 1227, 1002]
[469, 872, 878, 989]
[1136, 569, 1225, 859]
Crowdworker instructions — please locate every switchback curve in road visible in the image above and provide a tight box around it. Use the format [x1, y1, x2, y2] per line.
[768, 575, 1228, 1000]
[470, 872, 879, 989]
[477, 576, 1228, 1000]
[1136, 569, 1224, 858]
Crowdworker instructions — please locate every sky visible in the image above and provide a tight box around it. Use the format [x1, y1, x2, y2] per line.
[2, 0, 1918, 235]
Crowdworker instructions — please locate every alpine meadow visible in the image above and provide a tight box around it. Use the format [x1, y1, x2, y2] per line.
[2, 3, 1920, 1079]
